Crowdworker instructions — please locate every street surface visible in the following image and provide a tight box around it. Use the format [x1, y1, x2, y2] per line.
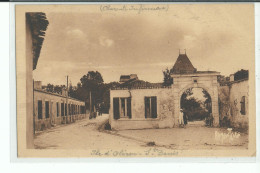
[34, 114, 248, 150]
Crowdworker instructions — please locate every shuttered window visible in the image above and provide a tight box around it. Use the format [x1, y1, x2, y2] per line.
[56, 102, 59, 117]
[65, 103, 67, 116]
[68, 104, 71, 116]
[45, 101, 49, 119]
[113, 98, 120, 120]
[145, 96, 157, 119]
[113, 97, 131, 119]
[61, 103, 64, 116]
[127, 97, 132, 118]
[240, 96, 246, 115]
[38, 100, 42, 119]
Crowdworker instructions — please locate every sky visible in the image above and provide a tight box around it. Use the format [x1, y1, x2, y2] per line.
[33, 4, 254, 86]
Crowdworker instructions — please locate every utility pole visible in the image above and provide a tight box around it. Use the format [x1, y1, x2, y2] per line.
[33, 79, 35, 135]
[65, 75, 68, 124]
[89, 91, 92, 114]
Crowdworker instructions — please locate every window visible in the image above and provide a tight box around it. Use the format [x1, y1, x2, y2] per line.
[113, 97, 131, 120]
[80, 106, 83, 114]
[68, 104, 70, 116]
[56, 102, 59, 117]
[80, 106, 85, 114]
[61, 103, 64, 116]
[45, 101, 49, 119]
[240, 96, 246, 115]
[38, 100, 42, 119]
[65, 103, 67, 116]
[145, 97, 157, 118]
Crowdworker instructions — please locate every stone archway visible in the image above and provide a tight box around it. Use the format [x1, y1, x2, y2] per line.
[171, 73, 220, 127]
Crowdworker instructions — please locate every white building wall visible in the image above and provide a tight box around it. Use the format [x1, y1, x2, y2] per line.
[229, 80, 249, 128]
[110, 88, 175, 130]
[34, 90, 87, 131]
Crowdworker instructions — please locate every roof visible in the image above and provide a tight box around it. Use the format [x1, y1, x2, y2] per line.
[34, 88, 85, 103]
[26, 12, 49, 70]
[115, 79, 163, 89]
[120, 74, 138, 82]
[120, 75, 131, 80]
[170, 54, 197, 74]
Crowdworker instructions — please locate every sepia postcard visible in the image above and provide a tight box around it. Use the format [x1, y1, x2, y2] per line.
[15, 4, 256, 158]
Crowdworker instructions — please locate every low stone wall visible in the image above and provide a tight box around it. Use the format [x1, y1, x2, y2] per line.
[218, 85, 231, 124]
[110, 118, 175, 130]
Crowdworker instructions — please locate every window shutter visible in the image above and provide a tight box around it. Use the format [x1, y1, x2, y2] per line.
[56, 103, 59, 117]
[45, 101, 49, 118]
[38, 100, 42, 119]
[151, 97, 157, 118]
[65, 104, 67, 116]
[145, 97, 150, 118]
[113, 98, 120, 120]
[61, 103, 64, 116]
[127, 97, 132, 118]
[240, 96, 246, 115]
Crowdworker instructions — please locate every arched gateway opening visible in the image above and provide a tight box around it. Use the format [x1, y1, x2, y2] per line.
[170, 52, 220, 127]
[180, 87, 213, 126]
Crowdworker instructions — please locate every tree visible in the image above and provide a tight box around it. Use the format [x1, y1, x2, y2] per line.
[180, 88, 210, 121]
[163, 68, 173, 86]
[80, 71, 104, 87]
[202, 89, 212, 112]
[53, 85, 65, 94]
[234, 69, 248, 81]
[46, 83, 54, 92]
[79, 71, 104, 111]
[68, 82, 77, 98]
[77, 82, 81, 88]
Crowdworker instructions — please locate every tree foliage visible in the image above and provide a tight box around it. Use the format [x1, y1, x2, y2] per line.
[163, 68, 173, 86]
[65, 71, 120, 113]
[234, 69, 248, 81]
[181, 88, 212, 121]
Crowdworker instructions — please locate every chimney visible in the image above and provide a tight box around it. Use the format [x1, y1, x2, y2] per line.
[229, 74, 235, 82]
[130, 74, 138, 80]
[61, 88, 68, 97]
[34, 81, 42, 90]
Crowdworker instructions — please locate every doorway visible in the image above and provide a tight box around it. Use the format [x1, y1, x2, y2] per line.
[180, 87, 212, 127]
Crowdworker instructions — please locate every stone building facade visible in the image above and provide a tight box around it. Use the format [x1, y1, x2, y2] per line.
[34, 88, 87, 131]
[109, 53, 220, 130]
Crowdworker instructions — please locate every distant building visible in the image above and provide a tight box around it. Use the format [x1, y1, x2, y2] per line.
[119, 74, 138, 83]
[33, 81, 87, 131]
